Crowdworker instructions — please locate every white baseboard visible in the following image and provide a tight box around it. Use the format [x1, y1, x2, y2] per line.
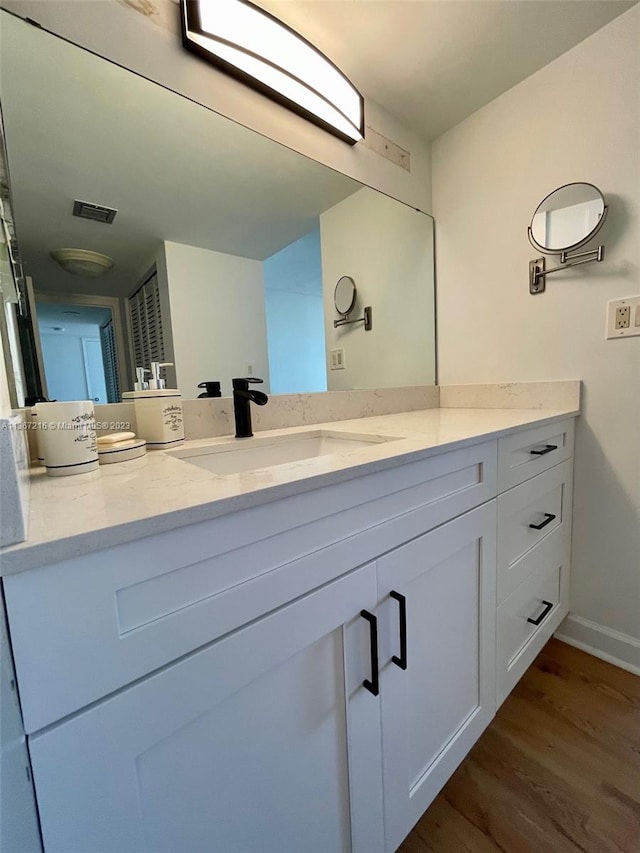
[555, 614, 640, 677]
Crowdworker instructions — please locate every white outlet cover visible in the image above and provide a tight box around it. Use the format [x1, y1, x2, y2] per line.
[329, 348, 346, 370]
[606, 296, 640, 339]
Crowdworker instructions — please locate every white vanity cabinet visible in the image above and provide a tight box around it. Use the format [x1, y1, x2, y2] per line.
[2, 417, 576, 853]
[27, 504, 496, 853]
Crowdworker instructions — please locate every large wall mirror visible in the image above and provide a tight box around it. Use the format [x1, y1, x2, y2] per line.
[0, 11, 435, 405]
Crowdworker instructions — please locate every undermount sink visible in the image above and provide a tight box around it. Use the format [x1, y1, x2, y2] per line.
[168, 430, 400, 476]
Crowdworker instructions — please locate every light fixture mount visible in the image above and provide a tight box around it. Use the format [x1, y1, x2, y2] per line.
[180, 0, 364, 144]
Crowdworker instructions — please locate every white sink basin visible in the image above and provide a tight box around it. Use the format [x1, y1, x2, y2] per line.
[169, 430, 399, 476]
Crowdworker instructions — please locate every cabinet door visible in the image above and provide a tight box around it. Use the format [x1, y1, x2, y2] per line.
[377, 503, 497, 853]
[29, 564, 384, 853]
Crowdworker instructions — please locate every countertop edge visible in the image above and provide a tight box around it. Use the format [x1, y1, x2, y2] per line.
[0, 408, 579, 576]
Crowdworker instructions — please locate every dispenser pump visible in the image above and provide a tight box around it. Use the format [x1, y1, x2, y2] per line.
[134, 367, 150, 391]
[149, 362, 174, 390]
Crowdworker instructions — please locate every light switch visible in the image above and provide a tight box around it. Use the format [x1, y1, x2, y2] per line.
[329, 348, 346, 370]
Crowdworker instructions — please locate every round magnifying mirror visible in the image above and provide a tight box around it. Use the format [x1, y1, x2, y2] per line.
[334, 276, 357, 316]
[528, 182, 607, 254]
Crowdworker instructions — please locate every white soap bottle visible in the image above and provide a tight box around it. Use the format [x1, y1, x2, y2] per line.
[123, 362, 184, 449]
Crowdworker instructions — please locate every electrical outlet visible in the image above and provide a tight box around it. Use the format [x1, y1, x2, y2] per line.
[329, 348, 345, 370]
[606, 296, 640, 339]
[615, 306, 630, 329]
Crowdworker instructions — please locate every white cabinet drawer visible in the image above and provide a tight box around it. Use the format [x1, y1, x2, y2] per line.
[497, 460, 573, 602]
[497, 419, 574, 491]
[496, 539, 569, 706]
[5, 441, 497, 733]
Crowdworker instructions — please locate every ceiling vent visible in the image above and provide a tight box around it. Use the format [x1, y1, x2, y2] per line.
[72, 199, 117, 224]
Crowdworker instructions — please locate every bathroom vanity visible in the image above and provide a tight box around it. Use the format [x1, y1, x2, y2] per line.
[0, 404, 576, 853]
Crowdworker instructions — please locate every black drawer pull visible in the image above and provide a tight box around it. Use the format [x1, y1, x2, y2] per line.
[390, 591, 407, 671]
[527, 600, 554, 626]
[360, 610, 379, 696]
[530, 444, 558, 456]
[529, 512, 557, 531]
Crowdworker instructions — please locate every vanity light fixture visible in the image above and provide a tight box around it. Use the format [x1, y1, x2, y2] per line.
[180, 0, 364, 144]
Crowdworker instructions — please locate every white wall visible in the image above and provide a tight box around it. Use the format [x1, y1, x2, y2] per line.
[1, 0, 431, 214]
[321, 188, 436, 391]
[432, 6, 640, 668]
[161, 241, 269, 398]
[264, 229, 327, 395]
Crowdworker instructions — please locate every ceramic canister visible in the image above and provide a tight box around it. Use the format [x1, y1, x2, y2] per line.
[121, 390, 184, 449]
[36, 401, 99, 477]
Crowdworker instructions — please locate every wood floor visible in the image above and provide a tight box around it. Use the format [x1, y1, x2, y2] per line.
[399, 639, 640, 853]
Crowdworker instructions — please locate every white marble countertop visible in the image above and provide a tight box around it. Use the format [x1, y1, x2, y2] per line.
[0, 406, 578, 575]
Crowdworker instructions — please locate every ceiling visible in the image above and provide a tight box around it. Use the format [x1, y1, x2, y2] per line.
[259, 0, 636, 140]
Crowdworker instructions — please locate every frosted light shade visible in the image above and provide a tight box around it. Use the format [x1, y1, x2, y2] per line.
[50, 249, 114, 278]
[181, 0, 364, 144]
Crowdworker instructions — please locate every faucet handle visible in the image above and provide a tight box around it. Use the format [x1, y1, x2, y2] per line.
[232, 377, 263, 390]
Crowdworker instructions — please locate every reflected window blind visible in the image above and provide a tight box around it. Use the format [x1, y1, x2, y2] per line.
[128, 270, 165, 370]
[99, 317, 120, 403]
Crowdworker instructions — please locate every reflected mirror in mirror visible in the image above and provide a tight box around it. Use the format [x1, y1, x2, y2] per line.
[334, 276, 357, 317]
[0, 11, 435, 404]
[529, 182, 607, 254]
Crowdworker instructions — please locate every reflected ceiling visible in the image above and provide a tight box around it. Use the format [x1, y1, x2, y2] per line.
[0, 12, 361, 297]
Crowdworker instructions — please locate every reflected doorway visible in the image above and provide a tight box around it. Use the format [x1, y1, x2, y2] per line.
[35, 301, 121, 403]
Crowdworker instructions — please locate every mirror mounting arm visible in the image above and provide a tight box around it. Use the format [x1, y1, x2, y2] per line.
[333, 306, 372, 330]
[559, 246, 604, 265]
[529, 246, 604, 295]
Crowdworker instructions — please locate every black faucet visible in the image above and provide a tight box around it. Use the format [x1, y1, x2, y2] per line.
[232, 377, 268, 438]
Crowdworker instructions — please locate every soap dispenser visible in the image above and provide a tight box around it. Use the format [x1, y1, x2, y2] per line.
[122, 361, 184, 449]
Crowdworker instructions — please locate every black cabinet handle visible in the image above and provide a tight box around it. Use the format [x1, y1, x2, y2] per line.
[527, 600, 554, 625]
[390, 591, 408, 671]
[530, 444, 558, 456]
[360, 610, 379, 696]
[529, 512, 557, 531]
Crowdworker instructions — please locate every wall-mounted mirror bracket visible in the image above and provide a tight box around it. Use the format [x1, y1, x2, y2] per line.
[334, 305, 372, 330]
[527, 182, 608, 296]
[529, 245, 605, 295]
[333, 276, 372, 330]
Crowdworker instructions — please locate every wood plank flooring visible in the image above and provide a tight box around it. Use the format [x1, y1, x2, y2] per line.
[399, 639, 640, 853]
